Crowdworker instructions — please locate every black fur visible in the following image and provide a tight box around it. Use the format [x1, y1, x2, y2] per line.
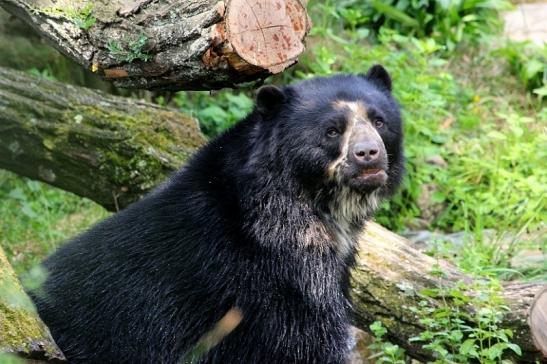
[30, 67, 404, 364]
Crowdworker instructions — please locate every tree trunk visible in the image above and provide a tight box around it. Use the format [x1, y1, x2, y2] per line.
[0, 0, 310, 91]
[0, 68, 545, 363]
[0, 66, 205, 211]
[0, 247, 66, 362]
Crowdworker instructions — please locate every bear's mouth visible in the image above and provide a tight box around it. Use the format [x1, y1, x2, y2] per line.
[354, 168, 388, 187]
[359, 168, 387, 180]
[337, 164, 389, 192]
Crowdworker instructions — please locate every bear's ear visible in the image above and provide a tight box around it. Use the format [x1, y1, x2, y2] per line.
[363, 64, 392, 92]
[256, 85, 285, 113]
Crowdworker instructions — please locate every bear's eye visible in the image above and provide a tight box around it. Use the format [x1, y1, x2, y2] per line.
[374, 117, 384, 129]
[326, 127, 340, 137]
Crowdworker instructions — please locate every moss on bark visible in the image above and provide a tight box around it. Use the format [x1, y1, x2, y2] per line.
[0, 248, 65, 362]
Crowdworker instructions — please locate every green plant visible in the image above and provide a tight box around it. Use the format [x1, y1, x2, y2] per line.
[0, 170, 108, 273]
[367, 321, 406, 364]
[107, 34, 151, 63]
[174, 91, 254, 137]
[71, 3, 96, 30]
[310, 0, 511, 50]
[425, 225, 546, 281]
[26, 67, 57, 81]
[495, 41, 547, 100]
[410, 268, 522, 363]
[0, 354, 24, 364]
[435, 111, 547, 232]
[41, 4, 96, 30]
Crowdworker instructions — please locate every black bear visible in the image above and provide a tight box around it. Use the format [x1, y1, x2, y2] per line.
[30, 65, 404, 364]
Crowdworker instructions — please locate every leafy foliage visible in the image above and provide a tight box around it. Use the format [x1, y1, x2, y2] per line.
[174, 91, 254, 137]
[368, 321, 406, 364]
[40, 3, 96, 31]
[71, 3, 96, 30]
[495, 41, 547, 100]
[0, 171, 108, 273]
[369, 267, 523, 363]
[410, 270, 521, 364]
[312, 0, 511, 50]
[0, 353, 24, 364]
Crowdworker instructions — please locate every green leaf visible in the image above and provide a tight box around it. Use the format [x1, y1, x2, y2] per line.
[21, 204, 38, 219]
[524, 59, 543, 79]
[370, 320, 387, 338]
[459, 338, 476, 355]
[486, 130, 507, 140]
[431, 191, 446, 203]
[419, 288, 439, 297]
[506, 343, 522, 356]
[369, 0, 420, 28]
[533, 85, 547, 97]
[487, 342, 506, 359]
[8, 188, 26, 201]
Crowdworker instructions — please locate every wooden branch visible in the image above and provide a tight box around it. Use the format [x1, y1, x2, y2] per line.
[0, 247, 66, 362]
[0, 66, 205, 211]
[353, 222, 547, 362]
[0, 0, 310, 90]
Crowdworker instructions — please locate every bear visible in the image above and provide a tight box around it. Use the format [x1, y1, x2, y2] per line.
[29, 65, 404, 364]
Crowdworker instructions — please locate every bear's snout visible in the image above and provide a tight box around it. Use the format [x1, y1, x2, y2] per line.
[352, 141, 380, 163]
[347, 121, 388, 178]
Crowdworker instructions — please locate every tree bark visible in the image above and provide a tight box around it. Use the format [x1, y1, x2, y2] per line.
[0, 68, 545, 363]
[0, 247, 66, 363]
[0, 66, 205, 211]
[530, 286, 547, 357]
[0, 0, 310, 91]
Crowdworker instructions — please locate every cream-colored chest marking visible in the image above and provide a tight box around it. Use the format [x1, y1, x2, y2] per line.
[330, 218, 354, 259]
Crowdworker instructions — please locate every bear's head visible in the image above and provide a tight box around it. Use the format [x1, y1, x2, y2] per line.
[254, 65, 404, 222]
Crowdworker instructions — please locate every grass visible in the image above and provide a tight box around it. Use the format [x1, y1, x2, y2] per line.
[0, 170, 108, 274]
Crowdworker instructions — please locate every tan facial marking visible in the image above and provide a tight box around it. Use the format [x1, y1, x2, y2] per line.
[332, 100, 367, 117]
[327, 101, 368, 179]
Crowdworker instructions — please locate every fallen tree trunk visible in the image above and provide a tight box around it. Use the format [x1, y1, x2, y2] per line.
[0, 0, 310, 90]
[0, 66, 205, 211]
[0, 68, 545, 363]
[353, 223, 546, 362]
[0, 247, 66, 363]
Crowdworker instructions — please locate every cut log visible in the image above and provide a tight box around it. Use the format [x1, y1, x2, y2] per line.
[353, 222, 547, 362]
[0, 66, 205, 211]
[0, 0, 311, 90]
[530, 287, 547, 357]
[0, 247, 66, 362]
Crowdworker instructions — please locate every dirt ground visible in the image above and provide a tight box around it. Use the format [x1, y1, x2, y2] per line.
[504, 2, 547, 44]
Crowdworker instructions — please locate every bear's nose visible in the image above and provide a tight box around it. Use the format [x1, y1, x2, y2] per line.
[353, 142, 379, 162]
